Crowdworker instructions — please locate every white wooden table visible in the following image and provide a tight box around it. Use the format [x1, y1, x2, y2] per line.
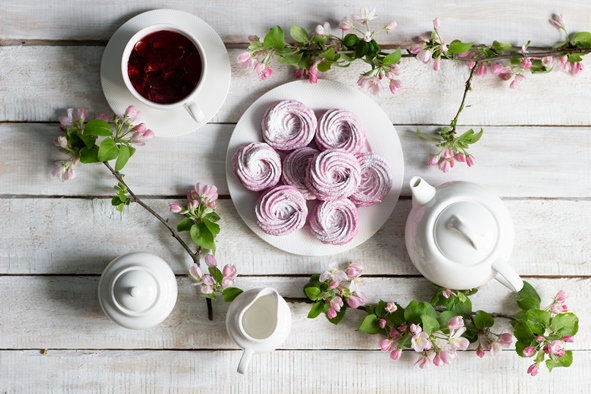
[2, 1, 591, 392]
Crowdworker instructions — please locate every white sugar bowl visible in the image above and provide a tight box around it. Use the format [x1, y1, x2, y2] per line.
[98, 252, 178, 329]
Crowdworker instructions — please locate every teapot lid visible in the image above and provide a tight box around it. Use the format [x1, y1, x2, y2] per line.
[98, 252, 178, 330]
[434, 201, 499, 265]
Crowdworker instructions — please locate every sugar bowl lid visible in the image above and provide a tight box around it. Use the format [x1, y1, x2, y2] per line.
[98, 252, 178, 330]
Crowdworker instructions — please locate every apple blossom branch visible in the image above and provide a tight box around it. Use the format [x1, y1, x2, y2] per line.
[240, 10, 591, 172]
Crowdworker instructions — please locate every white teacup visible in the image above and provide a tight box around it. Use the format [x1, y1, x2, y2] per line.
[121, 24, 207, 122]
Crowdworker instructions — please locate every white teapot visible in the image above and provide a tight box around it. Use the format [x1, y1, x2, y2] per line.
[226, 288, 291, 374]
[405, 176, 523, 292]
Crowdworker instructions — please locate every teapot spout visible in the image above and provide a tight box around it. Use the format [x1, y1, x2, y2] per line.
[410, 176, 436, 207]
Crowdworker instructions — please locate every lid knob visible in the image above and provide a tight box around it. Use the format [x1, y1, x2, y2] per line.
[113, 268, 158, 313]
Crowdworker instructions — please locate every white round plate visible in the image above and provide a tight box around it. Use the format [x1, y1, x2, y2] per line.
[100, 9, 231, 137]
[226, 80, 404, 256]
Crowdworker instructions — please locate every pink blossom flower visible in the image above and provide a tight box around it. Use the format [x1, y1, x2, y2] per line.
[414, 354, 432, 369]
[466, 154, 476, 167]
[572, 62, 584, 76]
[456, 153, 466, 163]
[329, 296, 344, 312]
[389, 79, 403, 94]
[124, 106, 140, 123]
[328, 280, 339, 289]
[354, 7, 377, 25]
[433, 18, 440, 29]
[439, 350, 455, 364]
[96, 113, 110, 121]
[448, 316, 464, 330]
[535, 336, 545, 342]
[131, 124, 155, 146]
[467, 60, 476, 69]
[255, 62, 273, 80]
[169, 202, 183, 213]
[563, 335, 574, 343]
[205, 254, 217, 267]
[379, 318, 387, 329]
[327, 308, 337, 319]
[527, 363, 539, 377]
[550, 14, 565, 29]
[385, 302, 397, 313]
[309, 74, 318, 84]
[542, 56, 554, 68]
[440, 43, 448, 52]
[222, 264, 238, 280]
[195, 183, 218, 208]
[429, 155, 440, 166]
[60, 108, 86, 129]
[498, 333, 513, 347]
[438, 158, 453, 173]
[320, 262, 348, 282]
[346, 263, 363, 279]
[409, 44, 422, 55]
[202, 274, 214, 286]
[555, 290, 568, 303]
[390, 348, 402, 360]
[412, 332, 432, 352]
[347, 292, 366, 308]
[189, 263, 203, 280]
[443, 148, 454, 159]
[360, 76, 384, 96]
[523, 346, 536, 357]
[432, 354, 445, 366]
[363, 31, 372, 42]
[521, 58, 532, 69]
[433, 59, 441, 71]
[237, 51, 254, 69]
[385, 21, 398, 32]
[491, 63, 505, 75]
[52, 159, 77, 182]
[476, 347, 485, 358]
[201, 285, 214, 294]
[416, 49, 432, 64]
[389, 328, 401, 340]
[248, 35, 260, 42]
[315, 24, 326, 36]
[221, 277, 233, 289]
[53, 135, 68, 148]
[548, 340, 565, 357]
[449, 328, 470, 351]
[476, 63, 487, 76]
[339, 16, 353, 30]
[380, 339, 394, 352]
[510, 74, 526, 89]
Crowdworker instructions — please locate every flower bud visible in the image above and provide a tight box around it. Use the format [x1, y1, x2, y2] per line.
[223, 264, 238, 280]
[379, 319, 387, 329]
[448, 316, 464, 330]
[385, 302, 397, 313]
[390, 348, 402, 360]
[346, 263, 363, 279]
[385, 21, 398, 32]
[433, 17, 440, 29]
[169, 202, 183, 213]
[327, 308, 337, 319]
[555, 290, 568, 303]
[380, 339, 393, 352]
[124, 106, 140, 123]
[205, 254, 217, 267]
[523, 346, 535, 357]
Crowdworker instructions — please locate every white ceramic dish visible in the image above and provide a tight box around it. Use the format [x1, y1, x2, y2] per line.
[225, 80, 404, 256]
[100, 9, 231, 137]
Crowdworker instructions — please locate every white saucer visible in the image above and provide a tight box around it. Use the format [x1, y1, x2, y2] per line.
[226, 80, 405, 256]
[100, 9, 231, 137]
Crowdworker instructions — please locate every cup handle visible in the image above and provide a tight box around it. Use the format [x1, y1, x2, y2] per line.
[237, 348, 253, 374]
[184, 101, 205, 123]
[492, 258, 524, 292]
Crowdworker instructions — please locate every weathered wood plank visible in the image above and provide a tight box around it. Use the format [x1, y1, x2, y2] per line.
[1, 198, 590, 276]
[1, 349, 590, 393]
[0, 277, 588, 350]
[1, 46, 591, 125]
[2, 0, 590, 45]
[2, 123, 591, 198]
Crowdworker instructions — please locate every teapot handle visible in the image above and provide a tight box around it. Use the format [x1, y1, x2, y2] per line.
[492, 258, 524, 292]
[237, 348, 254, 374]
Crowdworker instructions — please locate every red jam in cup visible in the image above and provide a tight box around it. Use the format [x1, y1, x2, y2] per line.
[127, 30, 203, 104]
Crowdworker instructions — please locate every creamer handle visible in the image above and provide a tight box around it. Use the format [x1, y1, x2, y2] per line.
[237, 348, 253, 374]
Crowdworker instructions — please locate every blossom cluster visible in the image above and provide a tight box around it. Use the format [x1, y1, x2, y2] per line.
[189, 254, 238, 296]
[169, 183, 221, 254]
[52, 106, 153, 181]
[304, 262, 366, 323]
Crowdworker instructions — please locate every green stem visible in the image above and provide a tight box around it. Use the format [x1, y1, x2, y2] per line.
[451, 60, 479, 134]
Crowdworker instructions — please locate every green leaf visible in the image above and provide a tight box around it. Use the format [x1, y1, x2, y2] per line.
[518, 281, 541, 303]
[79, 146, 99, 163]
[571, 32, 591, 48]
[448, 40, 473, 54]
[263, 26, 285, 50]
[517, 297, 541, 311]
[115, 144, 131, 171]
[567, 53, 583, 63]
[468, 128, 484, 144]
[84, 119, 112, 137]
[80, 134, 97, 149]
[209, 266, 223, 284]
[403, 300, 422, 324]
[203, 219, 221, 237]
[358, 314, 381, 334]
[307, 301, 325, 319]
[342, 33, 359, 48]
[551, 313, 579, 336]
[437, 311, 457, 327]
[492, 40, 512, 52]
[328, 306, 346, 325]
[354, 41, 369, 58]
[474, 310, 495, 329]
[304, 286, 321, 301]
[515, 339, 530, 357]
[383, 48, 401, 66]
[190, 222, 216, 253]
[222, 287, 243, 302]
[513, 320, 535, 342]
[317, 61, 332, 72]
[558, 350, 573, 367]
[97, 138, 119, 162]
[201, 292, 217, 301]
[420, 314, 440, 335]
[312, 34, 327, 44]
[111, 196, 122, 206]
[203, 212, 221, 223]
[457, 292, 467, 303]
[319, 48, 335, 61]
[375, 300, 387, 317]
[290, 25, 308, 43]
[176, 218, 194, 232]
[416, 128, 442, 143]
[385, 303, 406, 327]
[276, 52, 303, 66]
[524, 309, 551, 335]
